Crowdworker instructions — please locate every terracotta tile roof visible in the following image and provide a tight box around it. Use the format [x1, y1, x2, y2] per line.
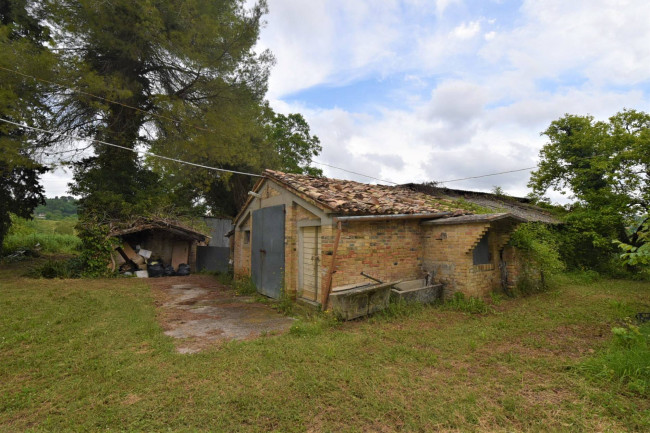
[264, 169, 473, 216]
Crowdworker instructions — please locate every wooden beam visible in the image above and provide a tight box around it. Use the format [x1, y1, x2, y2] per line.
[321, 221, 343, 309]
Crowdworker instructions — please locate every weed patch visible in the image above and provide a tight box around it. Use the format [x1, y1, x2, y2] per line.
[441, 292, 491, 314]
[233, 276, 257, 295]
[579, 321, 650, 396]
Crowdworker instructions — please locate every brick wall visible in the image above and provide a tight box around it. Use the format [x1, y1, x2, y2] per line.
[325, 220, 424, 290]
[233, 183, 527, 302]
[421, 220, 519, 298]
[233, 216, 251, 278]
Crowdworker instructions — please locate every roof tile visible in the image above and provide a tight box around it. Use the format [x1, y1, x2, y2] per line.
[264, 169, 474, 216]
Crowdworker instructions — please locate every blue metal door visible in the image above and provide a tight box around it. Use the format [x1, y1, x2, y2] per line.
[251, 205, 285, 299]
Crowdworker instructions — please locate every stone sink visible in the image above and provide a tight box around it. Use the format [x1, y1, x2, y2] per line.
[329, 281, 397, 320]
[390, 278, 443, 304]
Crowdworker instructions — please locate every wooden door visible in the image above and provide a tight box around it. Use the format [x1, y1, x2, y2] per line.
[300, 226, 321, 302]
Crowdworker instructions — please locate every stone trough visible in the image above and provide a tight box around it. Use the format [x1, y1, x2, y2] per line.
[390, 278, 443, 304]
[329, 281, 396, 320]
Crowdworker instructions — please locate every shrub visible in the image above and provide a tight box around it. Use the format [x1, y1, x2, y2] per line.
[509, 222, 564, 294]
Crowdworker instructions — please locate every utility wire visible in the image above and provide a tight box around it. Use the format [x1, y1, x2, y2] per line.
[0, 118, 263, 178]
[0, 66, 549, 187]
[0, 65, 215, 132]
[438, 166, 537, 184]
[311, 160, 399, 185]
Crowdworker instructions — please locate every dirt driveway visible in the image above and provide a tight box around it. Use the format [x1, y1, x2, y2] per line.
[149, 275, 294, 353]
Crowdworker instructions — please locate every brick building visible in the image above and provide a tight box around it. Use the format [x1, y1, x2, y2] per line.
[232, 170, 551, 306]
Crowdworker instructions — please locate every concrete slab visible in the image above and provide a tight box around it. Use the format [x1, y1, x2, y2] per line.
[149, 275, 294, 353]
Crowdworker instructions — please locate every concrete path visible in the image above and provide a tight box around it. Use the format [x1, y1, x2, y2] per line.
[149, 275, 294, 353]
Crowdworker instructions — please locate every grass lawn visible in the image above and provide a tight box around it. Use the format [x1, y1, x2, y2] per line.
[1, 260, 649, 432]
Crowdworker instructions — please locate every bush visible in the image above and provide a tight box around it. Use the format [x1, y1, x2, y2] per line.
[509, 222, 564, 294]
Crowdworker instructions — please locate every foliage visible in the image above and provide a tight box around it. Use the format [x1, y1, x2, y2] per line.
[263, 105, 322, 177]
[0, 0, 54, 250]
[614, 215, 650, 266]
[509, 222, 565, 294]
[579, 321, 650, 396]
[529, 110, 650, 270]
[30, 0, 273, 220]
[33, 196, 78, 219]
[76, 216, 117, 277]
[441, 292, 491, 314]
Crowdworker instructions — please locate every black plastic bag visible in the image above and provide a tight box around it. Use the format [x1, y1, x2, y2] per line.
[176, 263, 190, 276]
[163, 264, 176, 277]
[147, 260, 165, 278]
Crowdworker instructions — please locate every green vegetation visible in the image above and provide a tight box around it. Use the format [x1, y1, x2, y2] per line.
[440, 292, 491, 314]
[1, 215, 80, 256]
[33, 196, 78, 219]
[530, 109, 650, 273]
[509, 222, 565, 294]
[2, 265, 647, 431]
[580, 321, 650, 396]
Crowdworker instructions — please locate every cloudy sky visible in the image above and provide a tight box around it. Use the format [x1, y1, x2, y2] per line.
[43, 0, 650, 202]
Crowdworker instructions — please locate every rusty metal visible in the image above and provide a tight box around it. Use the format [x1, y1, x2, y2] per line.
[360, 272, 383, 284]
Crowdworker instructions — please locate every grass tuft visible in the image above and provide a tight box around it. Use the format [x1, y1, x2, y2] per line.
[441, 292, 491, 314]
[579, 321, 650, 396]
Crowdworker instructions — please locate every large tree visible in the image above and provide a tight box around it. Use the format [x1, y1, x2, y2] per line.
[529, 109, 650, 269]
[38, 0, 274, 219]
[0, 0, 53, 247]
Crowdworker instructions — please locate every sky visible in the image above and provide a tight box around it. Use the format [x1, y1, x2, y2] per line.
[42, 0, 650, 202]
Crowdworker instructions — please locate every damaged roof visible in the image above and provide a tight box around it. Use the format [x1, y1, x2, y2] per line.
[108, 217, 210, 242]
[403, 184, 561, 224]
[264, 169, 473, 216]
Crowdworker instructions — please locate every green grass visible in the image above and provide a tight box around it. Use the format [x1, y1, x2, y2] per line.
[3, 216, 81, 255]
[2, 233, 81, 255]
[0, 262, 649, 431]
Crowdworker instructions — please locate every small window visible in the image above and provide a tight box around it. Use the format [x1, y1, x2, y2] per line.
[472, 232, 490, 265]
[243, 230, 250, 245]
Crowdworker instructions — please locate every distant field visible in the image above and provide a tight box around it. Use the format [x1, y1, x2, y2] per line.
[2, 217, 80, 255]
[0, 261, 648, 432]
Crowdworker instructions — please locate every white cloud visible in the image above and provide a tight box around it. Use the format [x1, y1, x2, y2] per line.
[452, 20, 481, 40]
[40, 0, 650, 206]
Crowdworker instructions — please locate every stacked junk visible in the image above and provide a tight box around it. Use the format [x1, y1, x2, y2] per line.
[113, 242, 190, 278]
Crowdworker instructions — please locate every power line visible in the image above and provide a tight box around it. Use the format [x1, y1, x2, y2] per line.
[0, 65, 215, 133]
[0, 66, 547, 186]
[0, 118, 263, 178]
[438, 166, 537, 184]
[1, 66, 404, 184]
[311, 160, 399, 185]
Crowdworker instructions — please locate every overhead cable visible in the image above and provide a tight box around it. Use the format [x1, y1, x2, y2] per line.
[1, 67, 548, 187]
[311, 160, 399, 185]
[0, 65, 215, 132]
[438, 166, 537, 184]
[0, 118, 263, 177]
